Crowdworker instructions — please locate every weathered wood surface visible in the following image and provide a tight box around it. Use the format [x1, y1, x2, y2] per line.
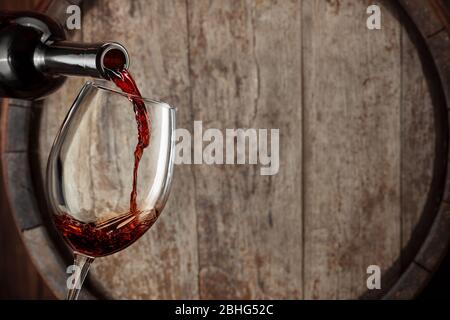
[0, 0, 56, 299]
[400, 17, 435, 267]
[0, 101, 54, 299]
[34, 0, 438, 299]
[189, 0, 303, 299]
[303, 0, 402, 299]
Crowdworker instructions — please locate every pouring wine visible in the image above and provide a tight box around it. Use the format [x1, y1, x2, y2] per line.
[47, 60, 176, 299]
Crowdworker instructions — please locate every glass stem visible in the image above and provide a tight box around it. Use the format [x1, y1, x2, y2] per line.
[66, 252, 94, 300]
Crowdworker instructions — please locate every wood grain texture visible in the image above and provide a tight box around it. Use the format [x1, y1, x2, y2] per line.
[426, 31, 450, 205]
[4, 152, 42, 230]
[302, 0, 402, 299]
[400, 0, 445, 37]
[0, 0, 39, 11]
[33, 0, 439, 299]
[22, 226, 94, 300]
[400, 23, 435, 266]
[0, 103, 54, 299]
[415, 202, 450, 271]
[0, 0, 55, 300]
[384, 262, 430, 299]
[188, 0, 302, 299]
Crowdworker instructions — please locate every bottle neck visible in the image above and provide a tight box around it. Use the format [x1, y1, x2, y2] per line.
[34, 42, 130, 79]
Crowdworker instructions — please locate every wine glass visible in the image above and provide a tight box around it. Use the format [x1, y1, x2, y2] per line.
[46, 82, 176, 300]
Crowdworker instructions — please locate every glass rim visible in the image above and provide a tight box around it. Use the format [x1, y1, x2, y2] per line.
[86, 81, 176, 110]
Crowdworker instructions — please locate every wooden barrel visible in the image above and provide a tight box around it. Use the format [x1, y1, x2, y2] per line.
[1, 0, 450, 299]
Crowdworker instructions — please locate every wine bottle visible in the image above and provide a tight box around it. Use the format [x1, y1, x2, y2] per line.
[0, 9, 129, 99]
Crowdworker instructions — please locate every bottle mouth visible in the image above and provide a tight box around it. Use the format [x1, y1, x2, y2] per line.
[98, 43, 130, 79]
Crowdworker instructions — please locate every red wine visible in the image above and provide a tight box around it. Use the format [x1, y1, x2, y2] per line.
[108, 68, 151, 212]
[54, 210, 158, 257]
[54, 66, 153, 257]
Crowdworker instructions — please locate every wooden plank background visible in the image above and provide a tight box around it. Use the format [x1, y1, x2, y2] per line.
[303, 0, 402, 298]
[1, 0, 436, 299]
[0, 0, 54, 299]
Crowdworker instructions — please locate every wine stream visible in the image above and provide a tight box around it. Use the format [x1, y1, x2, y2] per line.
[106, 68, 151, 213]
